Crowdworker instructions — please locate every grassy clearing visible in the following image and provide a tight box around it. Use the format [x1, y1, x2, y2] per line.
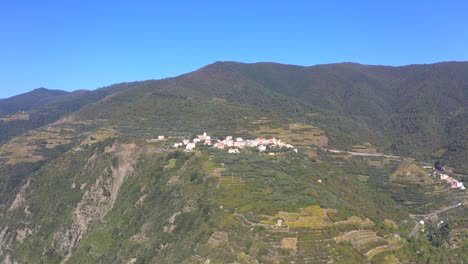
[261, 205, 331, 229]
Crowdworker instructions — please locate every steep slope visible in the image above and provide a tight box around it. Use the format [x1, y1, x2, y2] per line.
[0, 137, 465, 263]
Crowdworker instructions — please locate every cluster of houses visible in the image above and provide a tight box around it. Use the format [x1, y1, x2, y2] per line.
[432, 169, 466, 190]
[172, 132, 297, 154]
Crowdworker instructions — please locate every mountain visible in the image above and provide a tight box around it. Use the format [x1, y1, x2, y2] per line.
[0, 84, 137, 146]
[75, 61, 468, 171]
[0, 62, 466, 263]
[189, 61, 468, 171]
[0, 88, 70, 116]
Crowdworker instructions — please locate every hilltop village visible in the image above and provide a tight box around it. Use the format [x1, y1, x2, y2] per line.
[432, 169, 466, 190]
[169, 132, 297, 154]
[151, 132, 466, 192]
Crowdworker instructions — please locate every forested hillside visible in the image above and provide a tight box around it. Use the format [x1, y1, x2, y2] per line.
[82, 61, 467, 172]
[0, 61, 466, 263]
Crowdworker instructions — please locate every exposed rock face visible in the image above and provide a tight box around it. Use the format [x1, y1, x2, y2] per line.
[0, 227, 20, 264]
[9, 179, 31, 211]
[52, 142, 140, 262]
[15, 227, 33, 243]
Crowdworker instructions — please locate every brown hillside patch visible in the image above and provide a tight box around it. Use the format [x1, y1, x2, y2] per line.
[281, 237, 297, 252]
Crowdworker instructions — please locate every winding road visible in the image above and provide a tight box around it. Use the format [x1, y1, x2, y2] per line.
[409, 202, 465, 237]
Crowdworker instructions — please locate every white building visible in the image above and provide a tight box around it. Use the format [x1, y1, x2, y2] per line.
[198, 132, 208, 140]
[258, 145, 266, 152]
[228, 148, 239, 154]
[246, 140, 259, 147]
[225, 139, 234, 147]
[234, 141, 246, 149]
[186, 143, 196, 151]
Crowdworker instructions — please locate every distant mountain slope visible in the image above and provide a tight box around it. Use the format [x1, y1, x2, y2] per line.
[207, 61, 467, 117]
[0, 88, 70, 116]
[2, 61, 467, 171]
[181, 61, 468, 171]
[0, 84, 133, 146]
[75, 61, 466, 170]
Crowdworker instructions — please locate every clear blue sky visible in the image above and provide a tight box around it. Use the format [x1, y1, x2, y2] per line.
[1, 0, 467, 98]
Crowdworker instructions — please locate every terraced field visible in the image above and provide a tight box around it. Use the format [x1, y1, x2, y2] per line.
[255, 123, 327, 147]
[334, 229, 401, 260]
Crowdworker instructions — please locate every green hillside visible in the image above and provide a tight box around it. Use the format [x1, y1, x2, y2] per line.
[0, 83, 138, 146]
[0, 88, 70, 116]
[0, 61, 466, 263]
[73, 61, 467, 172]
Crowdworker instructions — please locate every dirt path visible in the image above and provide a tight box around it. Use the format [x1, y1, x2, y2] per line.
[326, 149, 400, 158]
[408, 221, 421, 237]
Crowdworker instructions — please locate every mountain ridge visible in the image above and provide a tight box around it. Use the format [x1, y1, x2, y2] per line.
[4, 61, 466, 171]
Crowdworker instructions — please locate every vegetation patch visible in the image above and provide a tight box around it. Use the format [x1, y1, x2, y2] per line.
[261, 205, 331, 229]
[333, 216, 374, 228]
[390, 162, 429, 183]
[366, 244, 402, 260]
[335, 230, 390, 255]
[281, 237, 297, 252]
[0, 126, 75, 164]
[0, 113, 30, 122]
[352, 144, 377, 154]
[255, 124, 326, 147]
[80, 127, 117, 146]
